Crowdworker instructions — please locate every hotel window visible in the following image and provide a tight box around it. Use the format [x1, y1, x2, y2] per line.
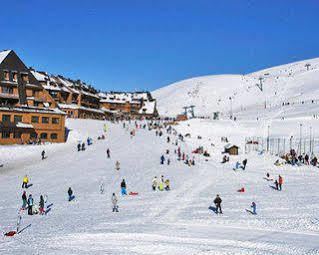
[13, 132, 21, 138]
[21, 73, 29, 83]
[50, 133, 58, 139]
[52, 117, 59, 124]
[30, 132, 37, 139]
[2, 114, 11, 122]
[31, 116, 39, 123]
[42, 117, 49, 124]
[2, 86, 13, 94]
[14, 115, 23, 122]
[12, 72, 18, 82]
[1, 131, 10, 139]
[3, 71, 9, 80]
[40, 133, 47, 139]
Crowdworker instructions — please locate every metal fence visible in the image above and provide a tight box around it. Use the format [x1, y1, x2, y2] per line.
[245, 136, 319, 156]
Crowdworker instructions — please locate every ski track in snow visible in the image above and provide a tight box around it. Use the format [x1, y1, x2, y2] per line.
[0, 119, 319, 254]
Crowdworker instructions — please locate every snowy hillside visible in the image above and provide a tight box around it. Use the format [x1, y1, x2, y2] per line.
[1, 119, 319, 254]
[153, 57, 319, 118]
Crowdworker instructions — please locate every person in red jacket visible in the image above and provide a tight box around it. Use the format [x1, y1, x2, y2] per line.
[278, 175, 283, 191]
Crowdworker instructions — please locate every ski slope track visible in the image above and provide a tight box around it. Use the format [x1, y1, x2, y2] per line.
[153, 57, 319, 119]
[1, 119, 319, 254]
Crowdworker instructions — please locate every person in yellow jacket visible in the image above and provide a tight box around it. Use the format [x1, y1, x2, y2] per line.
[158, 181, 164, 191]
[164, 179, 170, 191]
[22, 175, 29, 189]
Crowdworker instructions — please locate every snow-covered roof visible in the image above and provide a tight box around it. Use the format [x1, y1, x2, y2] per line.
[224, 143, 239, 149]
[0, 50, 11, 64]
[43, 85, 61, 91]
[81, 90, 99, 99]
[16, 122, 34, 129]
[139, 101, 156, 115]
[30, 70, 47, 82]
[0, 106, 66, 115]
[58, 103, 104, 114]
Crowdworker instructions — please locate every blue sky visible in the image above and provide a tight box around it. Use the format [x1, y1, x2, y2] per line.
[1, 0, 319, 91]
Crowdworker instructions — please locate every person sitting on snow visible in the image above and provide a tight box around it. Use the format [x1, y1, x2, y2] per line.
[111, 193, 119, 212]
[233, 161, 241, 170]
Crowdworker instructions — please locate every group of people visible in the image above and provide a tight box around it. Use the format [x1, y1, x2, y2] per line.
[152, 176, 170, 191]
[281, 149, 318, 167]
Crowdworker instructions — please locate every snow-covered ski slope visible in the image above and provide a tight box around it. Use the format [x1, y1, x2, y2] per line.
[1, 119, 319, 254]
[153, 57, 319, 118]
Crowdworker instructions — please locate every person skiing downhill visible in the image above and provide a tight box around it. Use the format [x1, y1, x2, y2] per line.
[111, 193, 119, 212]
[160, 155, 165, 165]
[250, 202, 256, 214]
[242, 159, 247, 170]
[152, 176, 157, 191]
[21, 191, 27, 209]
[274, 180, 279, 190]
[22, 175, 29, 189]
[214, 194, 222, 214]
[121, 179, 127, 195]
[107, 148, 110, 158]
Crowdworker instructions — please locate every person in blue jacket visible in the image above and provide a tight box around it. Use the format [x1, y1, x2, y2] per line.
[251, 202, 257, 214]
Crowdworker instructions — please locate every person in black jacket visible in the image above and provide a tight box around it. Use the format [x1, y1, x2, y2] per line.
[121, 179, 127, 195]
[242, 159, 247, 170]
[214, 194, 222, 214]
[41, 150, 45, 160]
[68, 187, 74, 201]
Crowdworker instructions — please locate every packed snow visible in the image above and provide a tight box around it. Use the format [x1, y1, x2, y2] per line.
[1, 118, 319, 254]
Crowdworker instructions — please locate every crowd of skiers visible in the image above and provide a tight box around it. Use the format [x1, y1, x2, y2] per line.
[281, 149, 318, 167]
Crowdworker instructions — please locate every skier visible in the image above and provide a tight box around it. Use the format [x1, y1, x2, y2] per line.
[121, 179, 127, 195]
[274, 180, 279, 190]
[39, 195, 45, 215]
[250, 202, 257, 214]
[160, 155, 165, 165]
[106, 148, 110, 158]
[41, 150, 45, 160]
[167, 136, 170, 143]
[115, 161, 120, 171]
[152, 176, 157, 191]
[27, 194, 33, 215]
[22, 175, 29, 189]
[213, 194, 222, 214]
[21, 191, 27, 209]
[278, 175, 283, 191]
[77, 143, 81, 152]
[165, 179, 170, 191]
[161, 175, 165, 183]
[68, 187, 74, 201]
[111, 193, 119, 212]
[81, 143, 85, 151]
[242, 159, 247, 170]
[167, 158, 170, 165]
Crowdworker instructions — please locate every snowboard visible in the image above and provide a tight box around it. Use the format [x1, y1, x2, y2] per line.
[45, 208, 52, 215]
[208, 206, 218, 214]
[129, 192, 138, 196]
[245, 209, 257, 215]
[25, 183, 33, 189]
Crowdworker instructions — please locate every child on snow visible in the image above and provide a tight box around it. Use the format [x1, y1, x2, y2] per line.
[165, 179, 170, 191]
[27, 194, 33, 215]
[111, 193, 119, 212]
[158, 181, 164, 191]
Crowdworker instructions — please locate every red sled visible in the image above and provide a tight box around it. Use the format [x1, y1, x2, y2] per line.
[237, 187, 245, 193]
[129, 192, 139, 196]
[4, 231, 16, 237]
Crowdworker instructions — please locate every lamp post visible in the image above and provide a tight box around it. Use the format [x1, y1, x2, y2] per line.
[229, 97, 232, 119]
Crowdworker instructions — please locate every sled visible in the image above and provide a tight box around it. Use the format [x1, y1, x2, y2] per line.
[129, 192, 139, 196]
[4, 231, 16, 237]
[237, 187, 245, 192]
[245, 209, 257, 215]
